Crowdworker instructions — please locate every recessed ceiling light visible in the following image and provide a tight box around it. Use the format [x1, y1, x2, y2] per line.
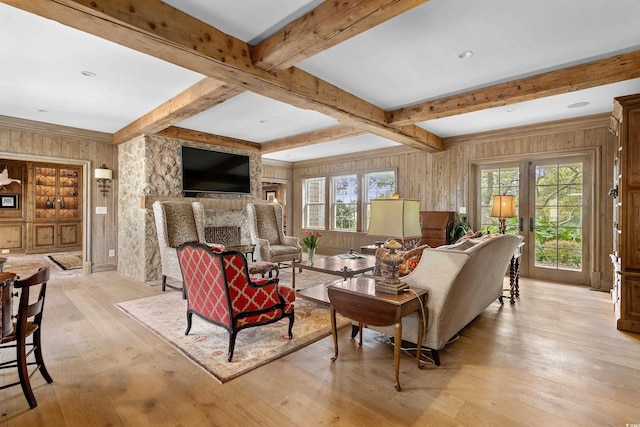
[458, 51, 474, 59]
[81, 70, 96, 77]
[506, 108, 515, 112]
[37, 109, 49, 113]
[259, 120, 269, 124]
[567, 101, 589, 109]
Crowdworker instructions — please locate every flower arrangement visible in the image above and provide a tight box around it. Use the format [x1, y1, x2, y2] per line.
[302, 230, 322, 250]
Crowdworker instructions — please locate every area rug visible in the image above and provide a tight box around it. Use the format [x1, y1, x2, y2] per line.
[116, 291, 350, 383]
[47, 253, 82, 270]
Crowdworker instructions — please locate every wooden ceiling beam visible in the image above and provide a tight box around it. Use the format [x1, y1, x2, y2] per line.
[260, 124, 366, 154]
[388, 49, 640, 125]
[112, 77, 243, 145]
[251, 0, 428, 71]
[7, 0, 442, 152]
[156, 127, 261, 152]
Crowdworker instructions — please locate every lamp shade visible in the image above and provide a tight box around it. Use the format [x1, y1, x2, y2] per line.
[367, 198, 421, 239]
[490, 195, 516, 218]
[95, 167, 112, 180]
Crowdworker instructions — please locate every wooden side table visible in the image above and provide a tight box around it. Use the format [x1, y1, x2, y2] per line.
[327, 277, 427, 391]
[226, 244, 256, 262]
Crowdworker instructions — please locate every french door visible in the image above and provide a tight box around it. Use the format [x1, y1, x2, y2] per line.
[476, 154, 592, 285]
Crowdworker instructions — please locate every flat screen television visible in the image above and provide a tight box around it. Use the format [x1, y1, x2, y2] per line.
[181, 146, 251, 194]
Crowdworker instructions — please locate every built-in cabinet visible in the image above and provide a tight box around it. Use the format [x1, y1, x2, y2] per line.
[609, 94, 640, 334]
[27, 163, 82, 253]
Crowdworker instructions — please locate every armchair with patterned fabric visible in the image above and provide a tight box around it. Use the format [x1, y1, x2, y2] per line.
[246, 203, 302, 265]
[176, 242, 295, 362]
[153, 201, 207, 293]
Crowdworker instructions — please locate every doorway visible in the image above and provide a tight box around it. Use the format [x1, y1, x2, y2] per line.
[261, 180, 292, 234]
[474, 152, 593, 285]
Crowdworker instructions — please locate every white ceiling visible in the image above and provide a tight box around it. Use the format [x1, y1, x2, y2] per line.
[1, 0, 640, 162]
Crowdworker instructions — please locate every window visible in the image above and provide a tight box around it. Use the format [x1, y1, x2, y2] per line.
[302, 170, 396, 232]
[474, 153, 591, 285]
[364, 170, 396, 229]
[332, 175, 358, 230]
[533, 161, 583, 271]
[302, 177, 325, 229]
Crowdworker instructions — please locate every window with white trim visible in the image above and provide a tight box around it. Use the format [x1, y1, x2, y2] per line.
[302, 177, 325, 229]
[302, 170, 396, 232]
[364, 170, 396, 230]
[332, 175, 358, 231]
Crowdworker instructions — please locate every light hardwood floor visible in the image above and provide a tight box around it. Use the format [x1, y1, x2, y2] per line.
[1, 271, 639, 426]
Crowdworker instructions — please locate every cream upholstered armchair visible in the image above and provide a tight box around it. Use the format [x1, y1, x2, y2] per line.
[153, 201, 207, 292]
[246, 203, 302, 265]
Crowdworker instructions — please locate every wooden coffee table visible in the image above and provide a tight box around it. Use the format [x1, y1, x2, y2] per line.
[327, 276, 427, 391]
[291, 253, 375, 291]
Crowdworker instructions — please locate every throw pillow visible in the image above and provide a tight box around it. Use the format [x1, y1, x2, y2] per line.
[374, 244, 430, 278]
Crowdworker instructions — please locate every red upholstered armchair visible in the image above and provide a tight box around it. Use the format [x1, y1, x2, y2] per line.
[176, 242, 295, 362]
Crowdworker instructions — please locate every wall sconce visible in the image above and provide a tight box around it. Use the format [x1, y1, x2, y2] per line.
[95, 164, 113, 196]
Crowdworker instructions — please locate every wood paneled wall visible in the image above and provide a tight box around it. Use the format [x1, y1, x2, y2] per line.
[288, 114, 614, 290]
[0, 116, 118, 272]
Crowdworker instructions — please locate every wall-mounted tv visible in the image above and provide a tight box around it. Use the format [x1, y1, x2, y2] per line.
[181, 146, 251, 194]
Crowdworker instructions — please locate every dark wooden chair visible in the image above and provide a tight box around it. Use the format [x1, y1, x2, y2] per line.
[0, 267, 53, 408]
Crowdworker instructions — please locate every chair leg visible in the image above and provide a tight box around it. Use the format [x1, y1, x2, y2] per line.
[17, 336, 37, 408]
[287, 312, 295, 339]
[228, 331, 238, 362]
[33, 329, 53, 384]
[185, 312, 193, 335]
[161, 275, 167, 292]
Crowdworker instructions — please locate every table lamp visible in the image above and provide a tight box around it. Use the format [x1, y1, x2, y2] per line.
[367, 198, 421, 294]
[491, 194, 516, 234]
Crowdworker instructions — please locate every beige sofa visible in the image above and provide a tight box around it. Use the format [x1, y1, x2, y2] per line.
[368, 233, 523, 365]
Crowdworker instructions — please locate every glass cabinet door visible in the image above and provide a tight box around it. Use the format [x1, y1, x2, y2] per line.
[34, 165, 81, 220]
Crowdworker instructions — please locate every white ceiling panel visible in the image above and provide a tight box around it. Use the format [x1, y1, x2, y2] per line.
[175, 92, 340, 142]
[0, 3, 204, 133]
[420, 78, 640, 137]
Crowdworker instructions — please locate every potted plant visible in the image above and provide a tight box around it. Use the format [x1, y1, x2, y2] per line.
[450, 213, 470, 243]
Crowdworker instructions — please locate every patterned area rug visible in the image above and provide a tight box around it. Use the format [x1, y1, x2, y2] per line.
[47, 253, 83, 270]
[116, 291, 350, 383]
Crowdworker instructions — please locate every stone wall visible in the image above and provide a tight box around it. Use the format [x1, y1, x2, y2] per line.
[117, 134, 261, 282]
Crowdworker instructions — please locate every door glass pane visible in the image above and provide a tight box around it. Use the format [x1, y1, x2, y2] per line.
[534, 162, 583, 271]
[480, 167, 519, 234]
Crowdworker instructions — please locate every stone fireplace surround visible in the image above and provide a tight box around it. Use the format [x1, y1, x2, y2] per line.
[117, 134, 262, 283]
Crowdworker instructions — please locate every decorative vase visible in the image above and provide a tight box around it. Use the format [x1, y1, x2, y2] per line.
[307, 247, 316, 265]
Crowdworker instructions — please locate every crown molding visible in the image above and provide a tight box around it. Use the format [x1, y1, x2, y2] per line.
[443, 113, 610, 147]
[0, 115, 112, 143]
